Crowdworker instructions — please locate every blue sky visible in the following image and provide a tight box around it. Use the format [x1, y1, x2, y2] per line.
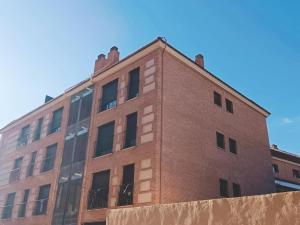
[0, 0, 299, 154]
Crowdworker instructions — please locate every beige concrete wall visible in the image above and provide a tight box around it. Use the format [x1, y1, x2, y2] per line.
[107, 191, 300, 225]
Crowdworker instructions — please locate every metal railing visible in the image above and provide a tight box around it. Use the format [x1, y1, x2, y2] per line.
[9, 168, 21, 183]
[33, 198, 48, 215]
[87, 188, 109, 209]
[117, 183, 134, 206]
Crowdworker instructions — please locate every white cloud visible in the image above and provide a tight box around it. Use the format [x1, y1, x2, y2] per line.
[282, 117, 294, 124]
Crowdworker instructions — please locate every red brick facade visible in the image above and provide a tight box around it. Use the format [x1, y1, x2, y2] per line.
[0, 38, 276, 225]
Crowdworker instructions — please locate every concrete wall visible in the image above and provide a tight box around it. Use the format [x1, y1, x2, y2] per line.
[107, 191, 300, 225]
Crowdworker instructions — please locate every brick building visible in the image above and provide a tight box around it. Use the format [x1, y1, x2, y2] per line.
[270, 145, 300, 192]
[0, 38, 275, 225]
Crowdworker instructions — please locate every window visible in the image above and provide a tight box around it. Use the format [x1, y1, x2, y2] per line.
[232, 183, 241, 197]
[1, 192, 16, 219]
[216, 132, 225, 149]
[214, 91, 222, 107]
[68, 97, 80, 126]
[118, 164, 135, 206]
[79, 89, 93, 121]
[26, 151, 37, 177]
[9, 157, 23, 183]
[33, 184, 50, 215]
[226, 99, 234, 113]
[124, 112, 137, 148]
[88, 170, 110, 209]
[100, 79, 118, 112]
[41, 144, 57, 172]
[61, 137, 74, 166]
[69, 88, 94, 125]
[48, 108, 63, 134]
[127, 68, 140, 100]
[229, 138, 237, 154]
[73, 132, 88, 162]
[219, 179, 228, 197]
[18, 189, 30, 218]
[17, 125, 30, 147]
[95, 121, 115, 157]
[33, 118, 43, 141]
[293, 169, 300, 178]
[272, 164, 279, 173]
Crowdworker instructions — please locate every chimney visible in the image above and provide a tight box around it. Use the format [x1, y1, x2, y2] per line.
[94, 46, 120, 74]
[94, 54, 107, 73]
[107, 46, 119, 65]
[195, 54, 204, 68]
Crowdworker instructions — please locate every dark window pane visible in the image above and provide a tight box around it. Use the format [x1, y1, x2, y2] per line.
[95, 121, 115, 157]
[127, 68, 140, 100]
[61, 138, 74, 166]
[118, 164, 134, 206]
[226, 99, 234, 113]
[88, 170, 110, 209]
[74, 132, 88, 162]
[9, 157, 23, 183]
[293, 169, 300, 178]
[34, 184, 50, 215]
[80, 91, 93, 121]
[41, 144, 57, 172]
[26, 152, 37, 177]
[229, 138, 237, 154]
[17, 125, 30, 147]
[233, 183, 241, 197]
[216, 132, 225, 149]
[33, 118, 43, 141]
[18, 189, 30, 217]
[1, 193, 16, 219]
[100, 79, 118, 112]
[124, 112, 137, 148]
[214, 91, 222, 107]
[272, 164, 279, 173]
[219, 179, 228, 197]
[49, 108, 63, 134]
[68, 98, 80, 126]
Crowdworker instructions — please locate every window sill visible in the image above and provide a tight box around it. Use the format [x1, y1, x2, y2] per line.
[122, 145, 137, 151]
[87, 207, 108, 212]
[40, 168, 55, 174]
[217, 146, 226, 151]
[93, 152, 113, 159]
[98, 106, 117, 114]
[126, 96, 139, 103]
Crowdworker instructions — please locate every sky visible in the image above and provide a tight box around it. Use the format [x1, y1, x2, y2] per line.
[0, 0, 299, 154]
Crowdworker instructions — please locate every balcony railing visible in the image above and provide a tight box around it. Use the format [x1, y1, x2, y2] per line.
[33, 198, 48, 215]
[9, 168, 21, 183]
[87, 188, 109, 209]
[99, 99, 117, 113]
[117, 183, 134, 206]
[17, 135, 29, 147]
[41, 156, 55, 172]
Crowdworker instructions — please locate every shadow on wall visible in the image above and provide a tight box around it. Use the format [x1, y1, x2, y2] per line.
[107, 191, 300, 225]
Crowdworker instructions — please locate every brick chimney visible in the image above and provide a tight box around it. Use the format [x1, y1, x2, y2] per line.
[94, 46, 120, 74]
[195, 54, 204, 68]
